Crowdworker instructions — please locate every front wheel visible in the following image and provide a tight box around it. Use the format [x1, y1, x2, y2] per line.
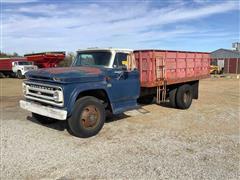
[17, 70, 24, 79]
[67, 96, 105, 138]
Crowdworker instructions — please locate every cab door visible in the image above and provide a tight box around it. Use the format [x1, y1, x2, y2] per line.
[107, 52, 140, 113]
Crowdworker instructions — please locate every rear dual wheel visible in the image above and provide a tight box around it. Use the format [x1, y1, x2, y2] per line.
[67, 96, 105, 138]
[169, 88, 177, 108]
[176, 84, 193, 109]
[169, 84, 193, 109]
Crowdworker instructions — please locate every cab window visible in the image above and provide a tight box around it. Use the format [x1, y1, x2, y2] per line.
[74, 51, 111, 67]
[113, 53, 128, 69]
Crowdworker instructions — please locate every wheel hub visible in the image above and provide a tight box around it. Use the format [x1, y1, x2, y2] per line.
[81, 105, 100, 129]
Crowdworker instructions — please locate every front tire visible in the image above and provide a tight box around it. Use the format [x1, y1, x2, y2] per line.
[67, 96, 105, 138]
[176, 84, 193, 109]
[32, 113, 58, 124]
[17, 70, 24, 79]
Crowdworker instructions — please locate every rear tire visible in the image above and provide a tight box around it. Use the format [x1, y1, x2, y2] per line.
[32, 113, 58, 124]
[169, 88, 177, 108]
[176, 84, 193, 109]
[67, 96, 105, 138]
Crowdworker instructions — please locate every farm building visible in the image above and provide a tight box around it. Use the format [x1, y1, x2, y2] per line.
[211, 45, 240, 74]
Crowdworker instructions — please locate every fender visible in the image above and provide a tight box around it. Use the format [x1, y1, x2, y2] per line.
[65, 80, 112, 117]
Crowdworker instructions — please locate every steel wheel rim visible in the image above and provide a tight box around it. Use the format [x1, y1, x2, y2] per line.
[80, 105, 100, 129]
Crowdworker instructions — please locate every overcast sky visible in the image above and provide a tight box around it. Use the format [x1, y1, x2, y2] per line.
[1, 0, 240, 55]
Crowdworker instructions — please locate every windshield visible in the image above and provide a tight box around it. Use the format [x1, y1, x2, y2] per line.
[18, 61, 33, 65]
[73, 51, 111, 67]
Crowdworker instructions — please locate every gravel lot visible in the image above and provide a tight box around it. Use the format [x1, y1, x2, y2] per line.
[0, 78, 239, 179]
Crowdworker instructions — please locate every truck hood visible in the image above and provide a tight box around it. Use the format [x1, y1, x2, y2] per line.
[25, 66, 105, 83]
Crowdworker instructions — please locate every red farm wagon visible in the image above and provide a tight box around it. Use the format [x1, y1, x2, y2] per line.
[24, 52, 65, 68]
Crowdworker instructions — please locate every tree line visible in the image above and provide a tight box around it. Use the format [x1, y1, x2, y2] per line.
[0, 52, 20, 58]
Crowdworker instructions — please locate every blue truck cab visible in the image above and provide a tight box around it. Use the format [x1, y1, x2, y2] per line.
[20, 48, 140, 137]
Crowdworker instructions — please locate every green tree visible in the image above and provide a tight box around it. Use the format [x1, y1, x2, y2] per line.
[13, 52, 19, 57]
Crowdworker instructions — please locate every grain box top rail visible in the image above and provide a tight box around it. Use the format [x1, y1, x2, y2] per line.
[134, 49, 209, 54]
[24, 52, 65, 56]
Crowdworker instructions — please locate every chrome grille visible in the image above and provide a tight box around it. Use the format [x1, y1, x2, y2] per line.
[24, 82, 64, 107]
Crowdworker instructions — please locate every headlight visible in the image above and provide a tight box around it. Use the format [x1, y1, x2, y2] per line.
[53, 90, 63, 102]
[22, 83, 27, 95]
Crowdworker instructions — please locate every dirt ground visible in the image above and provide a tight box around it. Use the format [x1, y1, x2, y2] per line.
[0, 77, 239, 179]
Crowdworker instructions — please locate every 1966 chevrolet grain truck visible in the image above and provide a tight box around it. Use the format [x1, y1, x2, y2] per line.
[20, 48, 210, 138]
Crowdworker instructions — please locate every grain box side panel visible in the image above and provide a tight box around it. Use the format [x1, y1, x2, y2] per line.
[134, 50, 210, 87]
[186, 53, 195, 78]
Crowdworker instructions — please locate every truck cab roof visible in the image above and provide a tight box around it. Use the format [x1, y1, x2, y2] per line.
[75, 48, 135, 69]
[77, 48, 133, 54]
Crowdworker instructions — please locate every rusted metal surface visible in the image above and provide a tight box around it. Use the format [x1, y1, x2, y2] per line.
[134, 50, 210, 87]
[80, 105, 100, 129]
[45, 66, 102, 75]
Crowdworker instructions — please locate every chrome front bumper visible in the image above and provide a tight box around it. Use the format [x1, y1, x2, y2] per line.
[19, 100, 67, 120]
